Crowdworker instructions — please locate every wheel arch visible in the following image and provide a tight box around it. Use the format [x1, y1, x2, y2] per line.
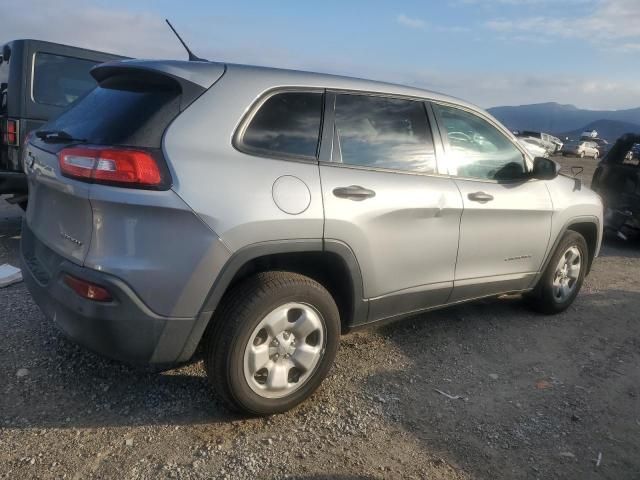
[538, 216, 600, 282]
[175, 239, 367, 362]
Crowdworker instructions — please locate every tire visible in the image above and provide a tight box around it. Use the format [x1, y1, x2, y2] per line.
[528, 231, 588, 314]
[204, 271, 340, 415]
[580, 151, 585, 158]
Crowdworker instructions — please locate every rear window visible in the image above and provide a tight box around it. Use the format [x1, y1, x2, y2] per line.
[32, 53, 100, 107]
[43, 74, 181, 148]
[239, 91, 323, 159]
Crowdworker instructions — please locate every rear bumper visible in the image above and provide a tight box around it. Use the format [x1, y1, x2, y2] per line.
[20, 221, 203, 365]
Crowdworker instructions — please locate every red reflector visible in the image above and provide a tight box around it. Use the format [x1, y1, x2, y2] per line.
[58, 147, 163, 187]
[64, 274, 113, 302]
[6, 119, 18, 146]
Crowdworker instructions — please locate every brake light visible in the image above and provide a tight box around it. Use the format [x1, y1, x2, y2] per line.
[58, 147, 165, 188]
[63, 274, 113, 302]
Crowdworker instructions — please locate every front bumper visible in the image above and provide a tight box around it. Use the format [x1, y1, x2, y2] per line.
[20, 221, 203, 365]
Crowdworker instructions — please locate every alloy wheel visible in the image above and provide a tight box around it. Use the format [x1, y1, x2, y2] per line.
[552, 246, 582, 302]
[243, 302, 326, 399]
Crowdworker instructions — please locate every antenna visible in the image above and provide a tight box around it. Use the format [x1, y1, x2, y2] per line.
[165, 19, 206, 62]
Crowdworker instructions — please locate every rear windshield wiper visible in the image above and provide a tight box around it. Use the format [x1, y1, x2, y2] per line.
[35, 130, 87, 144]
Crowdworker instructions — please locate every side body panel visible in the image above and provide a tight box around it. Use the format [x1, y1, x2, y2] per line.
[320, 165, 463, 313]
[450, 178, 553, 301]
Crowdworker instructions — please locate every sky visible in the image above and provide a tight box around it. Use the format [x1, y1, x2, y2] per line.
[1, 0, 639, 110]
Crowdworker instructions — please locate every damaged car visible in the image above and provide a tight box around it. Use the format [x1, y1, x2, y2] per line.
[592, 134, 640, 241]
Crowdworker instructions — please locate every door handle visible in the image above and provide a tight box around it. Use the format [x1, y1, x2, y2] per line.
[333, 185, 376, 201]
[467, 191, 494, 203]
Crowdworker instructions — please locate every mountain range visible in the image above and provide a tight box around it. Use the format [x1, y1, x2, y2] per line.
[487, 102, 640, 142]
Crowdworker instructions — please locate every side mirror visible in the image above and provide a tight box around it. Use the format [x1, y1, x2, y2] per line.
[531, 157, 560, 180]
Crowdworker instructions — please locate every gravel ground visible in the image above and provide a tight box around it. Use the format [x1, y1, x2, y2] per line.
[1, 156, 639, 479]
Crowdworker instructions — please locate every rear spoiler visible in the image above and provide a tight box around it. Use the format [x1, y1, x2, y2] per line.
[92, 60, 226, 89]
[91, 60, 226, 112]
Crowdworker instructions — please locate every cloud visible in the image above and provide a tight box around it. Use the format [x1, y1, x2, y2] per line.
[484, 0, 640, 48]
[396, 14, 427, 29]
[1, 0, 638, 110]
[0, 0, 182, 59]
[400, 69, 640, 110]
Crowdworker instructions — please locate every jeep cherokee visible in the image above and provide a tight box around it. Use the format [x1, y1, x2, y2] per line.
[21, 59, 603, 415]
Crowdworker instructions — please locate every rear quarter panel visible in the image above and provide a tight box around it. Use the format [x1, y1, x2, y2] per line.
[163, 66, 325, 252]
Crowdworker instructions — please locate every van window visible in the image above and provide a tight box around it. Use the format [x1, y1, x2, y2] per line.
[32, 52, 99, 107]
[241, 91, 323, 159]
[333, 94, 436, 173]
[434, 103, 525, 181]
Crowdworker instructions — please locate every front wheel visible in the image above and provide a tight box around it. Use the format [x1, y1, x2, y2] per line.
[528, 231, 588, 314]
[580, 151, 585, 158]
[204, 271, 340, 415]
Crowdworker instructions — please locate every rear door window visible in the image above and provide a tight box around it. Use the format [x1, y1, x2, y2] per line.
[333, 94, 436, 173]
[32, 52, 99, 107]
[240, 91, 323, 159]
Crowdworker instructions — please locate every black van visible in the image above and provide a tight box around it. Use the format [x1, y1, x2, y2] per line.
[0, 39, 125, 206]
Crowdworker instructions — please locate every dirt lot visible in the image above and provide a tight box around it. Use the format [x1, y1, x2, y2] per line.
[1, 156, 639, 480]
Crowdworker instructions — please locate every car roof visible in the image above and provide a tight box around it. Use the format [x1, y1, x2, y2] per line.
[98, 59, 491, 118]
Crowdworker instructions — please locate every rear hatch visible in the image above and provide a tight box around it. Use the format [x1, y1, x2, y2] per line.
[25, 61, 225, 266]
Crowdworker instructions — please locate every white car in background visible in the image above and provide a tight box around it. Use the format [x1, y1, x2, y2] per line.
[561, 140, 600, 158]
[518, 137, 550, 158]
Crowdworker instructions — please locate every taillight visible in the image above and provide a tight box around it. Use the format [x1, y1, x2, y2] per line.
[2, 119, 19, 146]
[58, 146, 167, 188]
[63, 274, 113, 302]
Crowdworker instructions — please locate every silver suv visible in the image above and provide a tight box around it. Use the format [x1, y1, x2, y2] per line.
[21, 60, 603, 415]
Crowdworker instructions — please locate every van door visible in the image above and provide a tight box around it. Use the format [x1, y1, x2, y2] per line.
[319, 93, 463, 323]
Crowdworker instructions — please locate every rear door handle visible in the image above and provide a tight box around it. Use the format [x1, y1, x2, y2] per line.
[467, 191, 494, 203]
[333, 185, 376, 201]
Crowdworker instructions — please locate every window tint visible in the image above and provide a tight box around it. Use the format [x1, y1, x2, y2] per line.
[242, 92, 322, 158]
[434, 104, 524, 181]
[44, 75, 181, 148]
[333, 94, 435, 173]
[32, 53, 100, 107]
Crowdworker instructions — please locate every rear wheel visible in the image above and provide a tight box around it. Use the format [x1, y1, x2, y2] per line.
[204, 271, 340, 415]
[528, 231, 588, 314]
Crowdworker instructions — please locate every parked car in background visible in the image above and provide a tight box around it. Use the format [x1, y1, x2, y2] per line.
[21, 59, 603, 415]
[520, 131, 561, 153]
[592, 134, 640, 241]
[591, 138, 610, 158]
[518, 137, 550, 158]
[0, 39, 125, 207]
[625, 143, 640, 161]
[561, 140, 600, 158]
